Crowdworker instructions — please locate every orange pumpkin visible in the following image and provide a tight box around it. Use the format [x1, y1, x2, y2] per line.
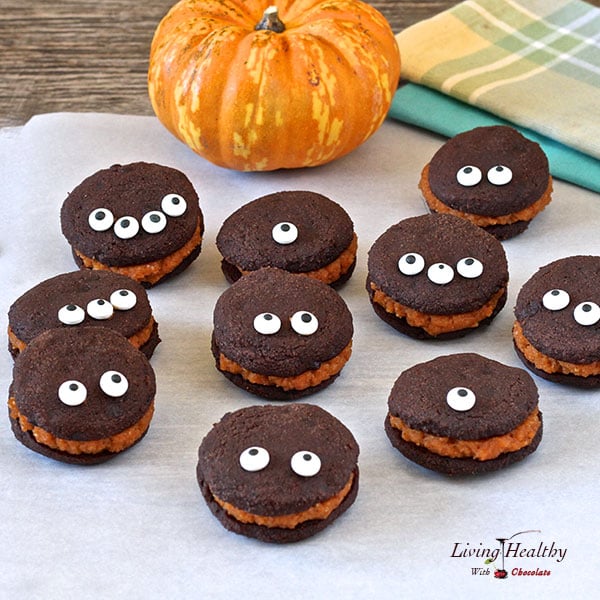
[148, 0, 401, 171]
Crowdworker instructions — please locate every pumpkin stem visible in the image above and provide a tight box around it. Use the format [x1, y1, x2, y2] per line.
[255, 5, 286, 33]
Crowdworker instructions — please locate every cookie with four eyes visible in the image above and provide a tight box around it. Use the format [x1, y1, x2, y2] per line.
[8, 327, 156, 464]
[419, 126, 552, 240]
[7, 270, 159, 359]
[197, 403, 359, 543]
[216, 190, 357, 286]
[513, 255, 600, 387]
[384, 353, 543, 476]
[211, 267, 353, 400]
[60, 162, 204, 286]
[366, 213, 508, 339]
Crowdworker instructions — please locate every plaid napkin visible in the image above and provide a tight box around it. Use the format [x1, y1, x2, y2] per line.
[389, 0, 600, 192]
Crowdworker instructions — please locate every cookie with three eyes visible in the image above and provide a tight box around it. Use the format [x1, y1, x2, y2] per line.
[419, 126, 552, 240]
[8, 326, 156, 464]
[216, 191, 357, 286]
[366, 213, 508, 339]
[513, 255, 600, 387]
[7, 270, 159, 359]
[197, 403, 359, 543]
[384, 353, 543, 476]
[211, 267, 353, 400]
[60, 162, 204, 286]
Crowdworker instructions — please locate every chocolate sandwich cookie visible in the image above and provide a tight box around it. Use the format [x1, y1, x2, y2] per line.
[513, 255, 600, 387]
[385, 353, 543, 476]
[212, 267, 353, 399]
[8, 270, 159, 359]
[216, 190, 357, 286]
[366, 213, 508, 339]
[419, 125, 552, 240]
[8, 327, 156, 464]
[197, 403, 359, 543]
[60, 161, 204, 286]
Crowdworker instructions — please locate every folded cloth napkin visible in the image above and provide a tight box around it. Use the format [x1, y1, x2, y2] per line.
[389, 0, 600, 192]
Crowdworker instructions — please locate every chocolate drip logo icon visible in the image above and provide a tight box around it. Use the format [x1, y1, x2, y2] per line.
[487, 530, 541, 579]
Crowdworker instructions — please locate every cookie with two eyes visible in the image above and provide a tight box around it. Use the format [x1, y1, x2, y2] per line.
[211, 267, 353, 400]
[513, 255, 600, 387]
[60, 162, 204, 287]
[197, 403, 359, 543]
[366, 213, 508, 339]
[216, 190, 357, 286]
[7, 270, 159, 359]
[8, 327, 156, 464]
[384, 353, 543, 476]
[419, 126, 552, 240]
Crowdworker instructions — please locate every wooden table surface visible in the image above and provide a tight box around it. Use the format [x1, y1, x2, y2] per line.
[0, 1, 458, 127]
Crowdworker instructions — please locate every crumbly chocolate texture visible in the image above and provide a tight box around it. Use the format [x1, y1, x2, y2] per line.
[197, 403, 359, 543]
[426, 125, 549, 216]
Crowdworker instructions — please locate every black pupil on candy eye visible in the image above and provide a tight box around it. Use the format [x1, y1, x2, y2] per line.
[111, 374, 121, 383]
[172, 198, 180, 205]
[119, 291, 128, 296]
[249, 448, 259, 456]
[301, 313, 312, 323]
[495, 166, 504, 172]
[583, 304, 592, 312]
[67, 305, 77, 311]
[121, 219, 130, 228]
[464, 167, 473, 174]
[281, 224, 290, 232]
[95, 211, 106, 220]
[406, 255, 416, 264]
[150, 214, 161, 223]
[465, 259, 474, 265]
[458, 389, 468, 397]
[303, 454, 312, 461]
[97, 300, 105, 305]
[69, 383, 78, 391]
[264, 314, 273, 321]
[551, 290, 560, 296]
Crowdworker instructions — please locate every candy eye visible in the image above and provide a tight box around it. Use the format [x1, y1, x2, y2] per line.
[58, 304, 85, 325]
[272, 222, 298, 245]
[58, 380, 87, 406]
[542, 289, 570, 311]
[487, 165, 513, 186]
[427, 263, 454, 285]
[398, 253, 425, 276]
[456, 257, 483, 279]
[456, 165, 482, 187]
[86, 298, 114, 320]
[141, 210, 167, 234]
[239, 446, 270, 472]
[290, 311, 319, 335]
[161, 193, 187, 217]
[253, 312, 282, 335]
[291, 451, 321, 477]
[446, 387, 476, 412]
[110, 289, 137, 311]
[114, 216, 140, 240]
[99, 371, 129, 397]
[88, 208, 114, 232]
[573, 302, 600, 326]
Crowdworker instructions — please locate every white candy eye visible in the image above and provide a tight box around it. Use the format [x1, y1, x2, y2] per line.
[427, 263, 454, 285]
[114, 216, 140, 239]
[99, 371, 129, 397]
[446, 387, 476, 412]
[290, 311, 319, 336]
[542, 289, 570, 311]
[110, 289, 137, 311]
[573, 301, 600, 326]
[456, 165, 482, 186]
[398, 253, 425, 276]
[86, 298, 114, 320]
[291, 451, 321, 477]
[141, 210, 167, 234]
[456, 257, 483, 279]
[487, 165, 513, 186]
[161, 193, 187, 217]
[58, 380, 87, 406]
[272, 222, 298, 245]
[253, 312, 282, 335]
[88, 208, 114, 232]
[58, 304, 85, 325]
[239, 446, 270, 472]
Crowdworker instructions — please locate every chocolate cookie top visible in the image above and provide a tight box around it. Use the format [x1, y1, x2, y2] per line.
[60, 162, 203, 266]
[427, 126, 549, 216]
[515, 255, 600, 364]
[198, 403, 359, 516]
[216, 191, 354, 273]
[388, 353, 538, 440]
[367, 213, 508, 314]
[11, 327, 155, 441]
[213, 268, 353, 377]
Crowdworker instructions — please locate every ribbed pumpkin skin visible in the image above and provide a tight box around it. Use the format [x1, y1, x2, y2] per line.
[148, 0, 401, 171]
